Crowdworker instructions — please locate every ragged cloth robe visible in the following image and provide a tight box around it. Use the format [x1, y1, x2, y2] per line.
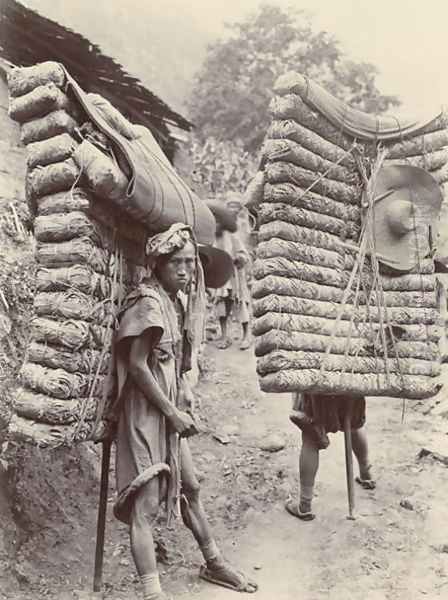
[111, 279, 191, 524]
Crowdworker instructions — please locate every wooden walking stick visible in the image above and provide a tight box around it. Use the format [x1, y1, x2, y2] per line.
[93, 438, 112, 592]
[343, 398, 356, 520]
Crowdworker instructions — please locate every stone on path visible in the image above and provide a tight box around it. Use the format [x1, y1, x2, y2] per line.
[259, 433, 286, 453]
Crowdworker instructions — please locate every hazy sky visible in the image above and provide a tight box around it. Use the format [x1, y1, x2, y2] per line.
[22, 0, 448, 116]
[289, 0, 448, 115]
[192, 0, 448, 115]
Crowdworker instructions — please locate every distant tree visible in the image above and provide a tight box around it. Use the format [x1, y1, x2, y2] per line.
[188, 3, 400, 151]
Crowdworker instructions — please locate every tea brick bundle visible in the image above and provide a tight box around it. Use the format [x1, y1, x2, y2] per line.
[252, 72, 446, 398]
[7, 62, 147, 447]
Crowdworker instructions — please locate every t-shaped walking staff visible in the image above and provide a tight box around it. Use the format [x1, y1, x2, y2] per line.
[343, 397, 356, 520]
[92, 332, 118, 593]
[93, 438, 112, 593]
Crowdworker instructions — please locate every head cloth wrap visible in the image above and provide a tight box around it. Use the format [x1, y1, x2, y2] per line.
[145, 223, 206, 347]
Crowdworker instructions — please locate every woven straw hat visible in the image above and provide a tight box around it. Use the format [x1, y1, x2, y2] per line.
[368, 165, 442, 272]
[198, 244, 234, 288]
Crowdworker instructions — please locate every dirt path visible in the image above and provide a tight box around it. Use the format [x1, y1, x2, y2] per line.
[182, 343, 448, 600]
[3, 339, 448, 600]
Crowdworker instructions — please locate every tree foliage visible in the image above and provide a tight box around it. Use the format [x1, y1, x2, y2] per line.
[188, 137, 258, 197]
[188, 3, 400, 151]
[175, 135, 258, 200]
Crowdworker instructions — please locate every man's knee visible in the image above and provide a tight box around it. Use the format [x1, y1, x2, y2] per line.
[132, 486, 159, 523]
[351, 428, 367, 443]
[301, 431, 319, 449]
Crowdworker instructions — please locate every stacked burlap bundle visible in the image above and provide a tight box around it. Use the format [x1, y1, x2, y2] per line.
[8, 62, 147, 447]
[252, 72, 446, 399]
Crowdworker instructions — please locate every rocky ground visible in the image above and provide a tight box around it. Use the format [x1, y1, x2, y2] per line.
[1, 328, 448, 600]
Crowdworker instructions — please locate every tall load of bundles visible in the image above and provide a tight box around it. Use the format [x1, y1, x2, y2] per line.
[251, 72, 447, 399]
[7, 62, 214, 447]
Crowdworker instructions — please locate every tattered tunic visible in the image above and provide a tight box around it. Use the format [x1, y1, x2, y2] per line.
[300, 393, 366, 433]
[112, 279, 190, 524]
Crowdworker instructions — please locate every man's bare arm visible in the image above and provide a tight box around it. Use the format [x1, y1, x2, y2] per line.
[128, 332, 197, 436]
[128, 331, 175, 418]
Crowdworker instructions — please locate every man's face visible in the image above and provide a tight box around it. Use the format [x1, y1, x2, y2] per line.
[157, 241, 196, 294]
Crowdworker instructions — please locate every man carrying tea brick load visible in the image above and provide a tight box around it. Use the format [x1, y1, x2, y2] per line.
[287, 392, 375, 520]
[214, 199, 252, 350]
[284, 165, 444, 521]
[110, 224, 258, 599]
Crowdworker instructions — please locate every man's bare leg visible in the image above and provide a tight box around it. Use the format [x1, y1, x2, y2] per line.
[286, 431, 319, 520]
[351, 428, 375, 488]
[217, 315, 230, 348]
[179, 440, 257, 592]
[217, 297, 233, 349]
[299, 432, 320, 513]
[179, 440, 214, 545]
[130, 478, 166, 599]
[240, 321, 250, 350]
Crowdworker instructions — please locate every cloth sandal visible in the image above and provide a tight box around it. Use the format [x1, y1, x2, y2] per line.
[355, 476, 376, 490]
[199, 563, 258, 593]
[285, 498, 315, 521]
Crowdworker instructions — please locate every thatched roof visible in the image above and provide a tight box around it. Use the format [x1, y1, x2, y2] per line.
[0, 0, 192, 158]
